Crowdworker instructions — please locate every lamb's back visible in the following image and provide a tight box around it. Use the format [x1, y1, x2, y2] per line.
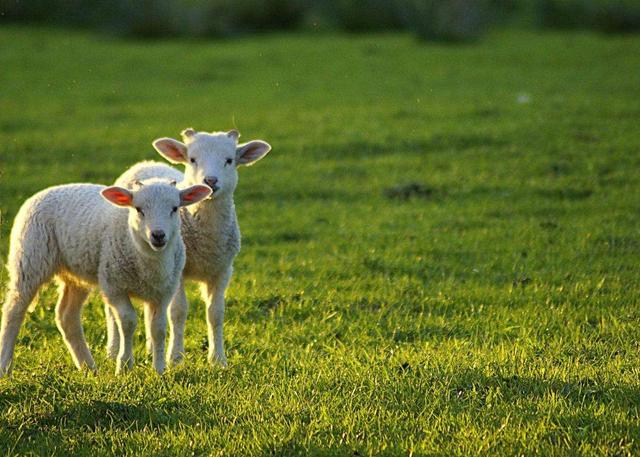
[115, 161, 184, 188]
[17, 184, 123, 283]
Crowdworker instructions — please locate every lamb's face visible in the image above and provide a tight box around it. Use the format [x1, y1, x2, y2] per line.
[152, 129, 271, 201]
[101, 181, 211, 253]
[183, 132, 240, 198]
[129, 183, 183, 251]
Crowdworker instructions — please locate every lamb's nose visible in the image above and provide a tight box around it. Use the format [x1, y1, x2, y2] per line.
[151, 230, 166, 242]
[204, 176, 218, 189]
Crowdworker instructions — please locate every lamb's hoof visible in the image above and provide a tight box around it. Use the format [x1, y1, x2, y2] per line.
[167, 352, 185, 367]
[115, 358, 134, 375]
[209, 353, 228, 368]
[79, 361, 97, 375]
[145, 340, 153, 356]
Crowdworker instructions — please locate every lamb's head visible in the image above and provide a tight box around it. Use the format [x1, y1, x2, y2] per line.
[152, 128, 271, 198]
[102, 179, 211, 252]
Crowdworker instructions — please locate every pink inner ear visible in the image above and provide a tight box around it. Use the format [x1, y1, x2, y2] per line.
[238, 141, 270, 165]
[163, 144, 185, 161]
[113, 194, 130, 204]
[242, 146, 259, 161]
[155, 139, 187, 162]
[182, 186, 210, 202]
[103, 188, 132, 205]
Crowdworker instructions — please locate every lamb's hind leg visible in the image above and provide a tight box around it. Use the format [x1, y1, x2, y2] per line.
[55, 281, 94, 371]
[0, 284, 40, 377]
[0, 222, 58, 377]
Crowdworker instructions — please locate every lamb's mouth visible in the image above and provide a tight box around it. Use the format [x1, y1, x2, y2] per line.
[150, 240, 167, 250]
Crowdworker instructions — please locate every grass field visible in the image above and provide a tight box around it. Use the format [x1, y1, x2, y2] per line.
[1, 25, 640, 455]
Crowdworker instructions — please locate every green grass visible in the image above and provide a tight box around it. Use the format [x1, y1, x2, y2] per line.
[1, 25, 640, 455]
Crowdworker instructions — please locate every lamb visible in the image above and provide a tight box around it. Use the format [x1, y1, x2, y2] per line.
[0, 179, 211, 376]
[112, 128, 271, 367]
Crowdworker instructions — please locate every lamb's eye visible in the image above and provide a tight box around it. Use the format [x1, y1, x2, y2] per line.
[225, 158, 233, 165]
[171, 206, 178, 214]
[136, 207, 144, 216]
[190, 158, 196, 164]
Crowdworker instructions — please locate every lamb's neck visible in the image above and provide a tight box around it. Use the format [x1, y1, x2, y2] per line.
[190, 193, 236, 227]
[120, 227, 182, 303]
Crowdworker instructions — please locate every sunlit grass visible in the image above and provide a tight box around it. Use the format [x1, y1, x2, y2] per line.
[1, 26, 640, 455]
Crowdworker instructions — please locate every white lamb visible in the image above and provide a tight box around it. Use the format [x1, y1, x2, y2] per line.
[112, 128, 271, 367]
[0, 179, 211, 376]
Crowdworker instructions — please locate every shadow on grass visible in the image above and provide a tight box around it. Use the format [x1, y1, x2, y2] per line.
[260, 441, 361, 456]
[362, 252, 482, 285]
[0, 399, 190, 433]
[0, 397, 210, 455]
[239, 292, 312, 323]
[243, 231, 313, 246]
[383, 182, 441, 201]
[241, 188, 336, 202]
[444, 369, 640, 412]
[2, 367, 638, 454]
[535, 187, 594, 201]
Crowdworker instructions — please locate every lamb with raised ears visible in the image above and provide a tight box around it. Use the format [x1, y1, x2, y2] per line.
[112, 128, 271, 367]
[0, 178, 211, 377]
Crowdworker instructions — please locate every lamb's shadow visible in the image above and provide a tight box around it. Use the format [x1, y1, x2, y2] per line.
[0, 397, 215, 454]
[0, 398, 192, 437]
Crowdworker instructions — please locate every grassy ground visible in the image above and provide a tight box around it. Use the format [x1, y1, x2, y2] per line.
[1, 25, 640, 455]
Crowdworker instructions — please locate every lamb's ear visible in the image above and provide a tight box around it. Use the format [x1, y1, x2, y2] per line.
[236, 140, 271, 166]
[227, 129, 240, 141]
[179, 185, 212, 206]
[101, 186, 133, 207]
[153, 138, 188, 164]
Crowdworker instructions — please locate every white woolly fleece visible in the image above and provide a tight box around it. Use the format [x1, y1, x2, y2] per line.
[0, 181, 200, 376]
[112, 129, 271, 367]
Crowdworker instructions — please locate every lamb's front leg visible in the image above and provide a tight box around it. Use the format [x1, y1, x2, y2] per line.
[104, 293, 137, 374]
[144, 305, 153, 356]
[145, 302, 168, 374]
[167, 279, 188, 366]
[203, 268, 232, 367]
[105, 304, 120, 359]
